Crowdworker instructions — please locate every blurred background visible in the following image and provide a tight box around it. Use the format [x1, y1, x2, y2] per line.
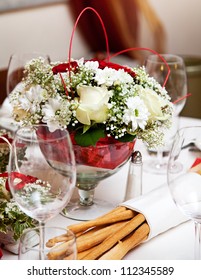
[0, 0, 201, 117]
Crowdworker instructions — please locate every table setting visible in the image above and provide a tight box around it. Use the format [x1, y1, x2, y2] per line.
[0, 115, 201, 259]
[0, 6, 201, 261]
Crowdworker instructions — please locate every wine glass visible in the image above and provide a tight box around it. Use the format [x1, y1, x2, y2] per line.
[7, 124, 76, 259]
[144, 54, 188, 174]
[6, 52, 51, 96]
[19, 226, 77, 260]
[167, 126, 201, 259]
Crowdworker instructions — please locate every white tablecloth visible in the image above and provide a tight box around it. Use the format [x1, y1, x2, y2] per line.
[1, 106, 201, 259]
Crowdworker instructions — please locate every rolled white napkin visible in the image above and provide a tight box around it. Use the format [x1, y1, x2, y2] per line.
[120, 173, 201, 239]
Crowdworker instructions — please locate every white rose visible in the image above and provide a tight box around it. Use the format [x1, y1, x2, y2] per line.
[140, 88, 170, 121]
[76, 85, 110, 125]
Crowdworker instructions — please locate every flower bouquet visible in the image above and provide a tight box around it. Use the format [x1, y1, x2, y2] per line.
[9, 57, 173, 149]
[7, 7, 173, 220]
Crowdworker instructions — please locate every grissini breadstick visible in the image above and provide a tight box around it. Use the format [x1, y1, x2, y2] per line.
[47, 239, 74, 260]
[77, 246, 98, 260]
[76, 225, 104, 241]
[96, 206, 128, 219]
[99, 223, 150, 260]
[68, 206, 129, 234]
[68, 208, 135, 234]
[77, 221, 127, 252]
[46, 233, 71, 247]
[81, 213, 145, 260]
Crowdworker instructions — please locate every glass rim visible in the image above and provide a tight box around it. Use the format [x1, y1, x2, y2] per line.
[146, 54, 184, 65]
[14, 124, 71, 143]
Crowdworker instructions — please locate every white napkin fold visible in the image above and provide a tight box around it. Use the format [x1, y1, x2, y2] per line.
[120, 180, 190, 240]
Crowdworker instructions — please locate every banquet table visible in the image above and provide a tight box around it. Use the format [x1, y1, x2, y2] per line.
[0, 106, 201, 260]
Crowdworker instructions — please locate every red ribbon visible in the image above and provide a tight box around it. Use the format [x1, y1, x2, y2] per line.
[0, 172, 38, 191]
[191, 158, 201, 168]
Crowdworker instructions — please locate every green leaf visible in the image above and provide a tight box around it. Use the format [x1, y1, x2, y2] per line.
[74, 127, 106, 146]
[0, 222, 7, 234]
[118, 134, 136, 143]
[83, 124, 91, 134]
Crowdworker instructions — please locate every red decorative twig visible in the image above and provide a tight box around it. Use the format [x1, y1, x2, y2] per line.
[109, 47, 171, 88]
[68, 6, 110, 79]
[173, 93, 192, 104]
[59, 73, 69, 97]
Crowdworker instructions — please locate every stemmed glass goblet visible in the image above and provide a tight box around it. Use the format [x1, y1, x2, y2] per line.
[7, 124, 76, 259]
[144, 54, 188, 174]
[167, 126, 201, 259]
[63, 137, 135, 221]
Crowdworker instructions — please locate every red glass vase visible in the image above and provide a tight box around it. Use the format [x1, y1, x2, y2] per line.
[72, 135, 135, 170]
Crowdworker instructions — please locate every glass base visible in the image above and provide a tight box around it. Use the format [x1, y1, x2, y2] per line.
[144, 159, 183, 175]
[143, 159, 169, 174]
[61, 199, 116, 221]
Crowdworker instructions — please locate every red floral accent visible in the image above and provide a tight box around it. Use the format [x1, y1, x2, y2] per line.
[52, 61, 78, 74]
[89, 58, 136, 78]
[52, 59, 136, 79]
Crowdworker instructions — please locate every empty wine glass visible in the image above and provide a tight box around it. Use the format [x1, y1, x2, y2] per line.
[144, 54, 188, 174]
[167, 126, 201, 259]
[6, 52, 50, 96]
[7, 124, 76, 259]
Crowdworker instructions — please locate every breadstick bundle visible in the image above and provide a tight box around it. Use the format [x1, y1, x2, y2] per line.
[46, 206, 150, 260]
[46, 159, 201, 260]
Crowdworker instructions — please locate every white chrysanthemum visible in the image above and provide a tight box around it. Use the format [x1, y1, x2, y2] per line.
[42, 97, 62, 131]
[123, 96, 149, 131]
[94, 67, 119, 86]
[115, 69, 133, 84]
[84, 60, 99, 71]
[18, 85, 46, 114]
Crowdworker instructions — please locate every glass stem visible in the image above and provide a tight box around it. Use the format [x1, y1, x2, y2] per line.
[194, 221, 201, 259]
[39, 221, 45, 260]
[78, 188, 96, 206]
[156, 149, 163, 168]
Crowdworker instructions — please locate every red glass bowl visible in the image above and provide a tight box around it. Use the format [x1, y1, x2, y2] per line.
[73, 137, 135, 170]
